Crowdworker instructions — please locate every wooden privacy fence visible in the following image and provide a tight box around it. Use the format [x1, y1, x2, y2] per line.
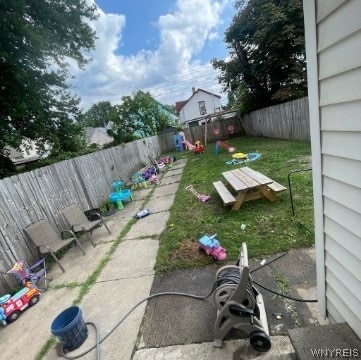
[0, 136, 166, 291]
[242, 97, 310, 140]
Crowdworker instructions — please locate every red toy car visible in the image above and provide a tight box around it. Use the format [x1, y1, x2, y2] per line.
[0, 286, 40, 324]
[194, 141, 204, 154]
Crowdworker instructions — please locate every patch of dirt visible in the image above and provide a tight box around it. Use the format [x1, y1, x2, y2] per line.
[170, 238, 201, 261]
[287, 155, 312, 168]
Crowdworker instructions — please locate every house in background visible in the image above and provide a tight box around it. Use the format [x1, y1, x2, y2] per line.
[175, 87, 222, 127]
[5, 139, 50, 166]
[152, 97, 179, 126]
[130, 91, 179, 138]
[304, 0, 361, 338]
[85, 125, 114, 147]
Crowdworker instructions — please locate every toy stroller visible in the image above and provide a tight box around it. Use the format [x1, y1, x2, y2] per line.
[185, 185, 210, 203]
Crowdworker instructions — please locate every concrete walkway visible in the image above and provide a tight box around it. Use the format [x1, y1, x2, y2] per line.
[0, 158, 320, 360]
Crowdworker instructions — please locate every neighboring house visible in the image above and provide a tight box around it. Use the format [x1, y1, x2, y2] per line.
[131, 92, 179, 138]
[304, 0, 361, 337]
[6, 139, 50, 166]
[85, 127, 114, 147]
[152, 98, 179, 126]
[175, 87, 222, 126]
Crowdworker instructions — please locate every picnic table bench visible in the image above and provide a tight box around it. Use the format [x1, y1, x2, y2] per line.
[213, 166, 287, 210]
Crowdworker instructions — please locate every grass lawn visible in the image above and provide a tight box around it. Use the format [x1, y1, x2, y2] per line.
[156, 135, 314, 271]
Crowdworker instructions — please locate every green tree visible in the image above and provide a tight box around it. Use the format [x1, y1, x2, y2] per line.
[115, 91, 171, 139]
[49, 95, 87, 158]
[79, 101, 119, 128]
[212, 0, 306, 114]
[0, 0, 97, 158]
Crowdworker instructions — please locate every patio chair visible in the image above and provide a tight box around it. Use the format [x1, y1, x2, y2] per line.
[60, 204, 111, 247]
[24, 219, 85, 272]
[7, 258, 50, 290]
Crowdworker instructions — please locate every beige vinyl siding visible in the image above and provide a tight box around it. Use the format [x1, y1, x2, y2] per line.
[316, 0, 347, 22]
[322, 131, 361, 161]
[320, 101, 361, 131]
[316, 0, 361, 337]
[322, 155, 361, 189]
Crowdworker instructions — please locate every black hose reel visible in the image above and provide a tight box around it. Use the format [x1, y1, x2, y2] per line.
[213, 243, 271, 352]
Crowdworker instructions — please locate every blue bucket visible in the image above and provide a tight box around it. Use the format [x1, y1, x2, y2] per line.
[51, 306, 88, 351]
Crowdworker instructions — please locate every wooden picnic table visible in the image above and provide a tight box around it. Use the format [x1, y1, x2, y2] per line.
[213, 166, 287, 210]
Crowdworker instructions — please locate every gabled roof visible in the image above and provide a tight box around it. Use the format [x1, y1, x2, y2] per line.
[175, 88, 221, 113]
[175, 101, 187, 113]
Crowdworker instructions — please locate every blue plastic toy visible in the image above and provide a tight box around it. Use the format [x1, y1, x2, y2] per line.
[109, 189, 133, 209]
[198, 234, 227, 261]
[112, 181, 124, 192]
[173, 134, 184, 152]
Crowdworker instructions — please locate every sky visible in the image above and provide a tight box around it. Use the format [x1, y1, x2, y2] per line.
[70, 0, 235, 111]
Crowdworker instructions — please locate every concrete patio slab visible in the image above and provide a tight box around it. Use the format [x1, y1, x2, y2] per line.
[93, 213, 130, 241]
[0, 287, 79, 360]
[160, 174, 182, 185]
[295, 286, 328, 326]
[45, 276, 155, 360]
[151, 183, 179, 198]
[162, 169, 184, 177]
[97, 239, 158, 282]
[132, 188, 152, 201]
[116, 200, 144, 219]
[48, 240, 113, 287]
[141, 265, 219, 347]
[134, 337, 295, 360]
[289, 323, 361, 360]
[124, 212, 170, 240]
[170, 162, 187, 170]
[147, 194, 176, 213]
[174, 157, 188, 164]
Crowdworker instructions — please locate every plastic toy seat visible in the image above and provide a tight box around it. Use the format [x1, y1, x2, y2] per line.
[112, 181, 124, 192]
[109, 189, 133, 209]
[232, 152, 247, 159]
[7, 259, 49, 290]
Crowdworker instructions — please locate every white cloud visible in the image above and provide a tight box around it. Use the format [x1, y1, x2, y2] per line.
[70, 0, 231, 110]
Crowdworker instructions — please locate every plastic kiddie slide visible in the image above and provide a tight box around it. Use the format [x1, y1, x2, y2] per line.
[183, 139, 196, 151]
[214, 141, 235, 154]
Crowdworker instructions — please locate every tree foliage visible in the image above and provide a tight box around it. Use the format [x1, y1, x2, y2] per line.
[212, 0, 306, 114]
[0, 0, 97, 158]
[114, 91, 171, 140]
[79, 101, 119, 128]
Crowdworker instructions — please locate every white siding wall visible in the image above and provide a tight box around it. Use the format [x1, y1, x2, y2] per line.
[313, 0, 361, 337]
[179, 91, 221, 123]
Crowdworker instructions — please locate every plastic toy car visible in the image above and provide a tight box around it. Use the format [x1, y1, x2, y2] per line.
[198, 234, 227, 261]
[0, 286, 40, 324]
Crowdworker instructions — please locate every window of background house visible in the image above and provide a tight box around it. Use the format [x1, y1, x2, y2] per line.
[198, 101, 207, 115]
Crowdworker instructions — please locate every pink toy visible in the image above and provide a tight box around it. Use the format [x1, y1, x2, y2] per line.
[198, 234, 227, 261]
[185, 185, 210, 203]
[183, 139, 196, 151]
[149, 174, 160, 185]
